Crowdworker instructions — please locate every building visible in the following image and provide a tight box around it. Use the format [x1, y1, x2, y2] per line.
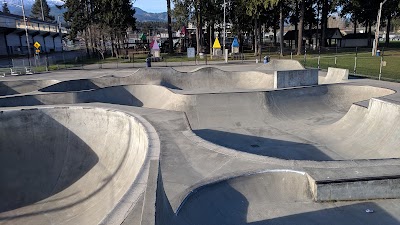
[284, 28, 343, 49]
[0, 12, 68, 57]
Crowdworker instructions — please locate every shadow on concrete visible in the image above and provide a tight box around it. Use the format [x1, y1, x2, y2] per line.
[176, 180, 400, 225]
[39, 79, 100, 92]
[0, 82, 20, 96]
[0, 108, 136, 222]
[0, 111, 99, 213]
[77, 85, 144, 107]
[194, 129, 332, 161]
[160, 80, 183, 90]
[0, 84, 144, 108]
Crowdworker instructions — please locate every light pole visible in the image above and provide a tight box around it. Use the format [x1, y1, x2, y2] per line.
[20, 0, 32, 66]
[223, 0, 226, 56]
[372, 0, 387, 56]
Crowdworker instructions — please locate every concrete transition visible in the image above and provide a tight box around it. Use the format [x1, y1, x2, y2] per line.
[0, 60, 400, 225]
[256, 59, 305, 71]
[320, 67, 349, 84]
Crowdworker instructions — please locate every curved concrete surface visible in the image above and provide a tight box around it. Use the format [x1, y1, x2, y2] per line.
[174, 171, 400, 225]
[39, 67, 274, 93]
[0, 83, 395, 161]
[0, 80, 60, 96]
[318, 98, 400, 159]
[256, 59, 305, 71]
[0, 107, 150, 225]
[1, 66, 400, 225]
[319, 67, 349, 84]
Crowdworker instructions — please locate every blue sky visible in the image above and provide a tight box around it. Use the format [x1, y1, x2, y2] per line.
[133, 0, 169, 13]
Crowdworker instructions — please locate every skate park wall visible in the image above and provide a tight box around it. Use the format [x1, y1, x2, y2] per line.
[274, 69, 319, 89]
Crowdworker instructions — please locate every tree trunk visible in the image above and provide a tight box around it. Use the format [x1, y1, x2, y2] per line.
[297, 0, 304, 55]
[259, 21, 262, 55]
[353, 19, 357, 34]
[195, 0, 201, 54]
[321, 0, 328, 47]
[280, 1, 284, 56]
[254, 18, 258, 56]
[368, 21, 372, 47]
[167, 0, 173, 54]
[386, 15, 391, 47]
[110, 35, 115, 57]
[294, 0, 299, 48]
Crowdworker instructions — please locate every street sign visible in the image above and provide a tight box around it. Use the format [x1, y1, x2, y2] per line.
[34, 42, 41, 49]
[213, 38, 221, 49]
[187, 48, 195, 58]
[35, 49, 40, 54]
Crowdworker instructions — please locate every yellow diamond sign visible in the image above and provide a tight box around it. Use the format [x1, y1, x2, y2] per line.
[34, 42, 41, 49]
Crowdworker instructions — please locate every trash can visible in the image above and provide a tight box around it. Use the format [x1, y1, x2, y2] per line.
[146, 57, 151, 67]
[376, 50, 381, 57]
[264, 56, 270, 64]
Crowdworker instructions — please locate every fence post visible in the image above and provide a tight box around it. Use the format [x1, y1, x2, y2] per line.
[45, 56, 48, 72]
[335, 45, 338, 67]
[379, 56, 383, 80]
[334, 56, 337, 67]
[318, 46, 321, 69]
[304, 47, 307, 67]
[354, 47, 358, 76]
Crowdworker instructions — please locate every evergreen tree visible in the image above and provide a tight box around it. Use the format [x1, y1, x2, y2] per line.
[31, 0, 55, 21]
[2, 2, 10, 14]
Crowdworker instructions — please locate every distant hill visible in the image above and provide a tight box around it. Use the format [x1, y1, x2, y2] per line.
[5, 1, 167, 23]
[134, 7, 167, 22]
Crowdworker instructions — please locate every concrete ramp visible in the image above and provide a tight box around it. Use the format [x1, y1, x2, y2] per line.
[0, 80, 60, 96]
[319, 67, 349, 84]
[171, 170, 398, 225]
[0, 107, 150, 225]
[257, 59, 305, 71]
[39, 67, 275, 93]
[317, 98, 400, 159]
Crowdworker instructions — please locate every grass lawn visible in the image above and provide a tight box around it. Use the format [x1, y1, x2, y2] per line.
[23, 45, 400, 82]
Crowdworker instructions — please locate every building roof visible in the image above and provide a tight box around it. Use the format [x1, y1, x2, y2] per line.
[0, 11, 58, 26]
[343, 33, 374, 39]
[284, 28, 343, 40]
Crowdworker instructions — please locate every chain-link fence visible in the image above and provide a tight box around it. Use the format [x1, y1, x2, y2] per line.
[1, 46, 400, 82]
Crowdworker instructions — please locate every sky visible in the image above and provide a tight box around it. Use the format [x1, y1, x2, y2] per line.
[133, 0, 169, 13]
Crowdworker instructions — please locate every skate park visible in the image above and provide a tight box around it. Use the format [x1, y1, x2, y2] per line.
[1, 60, 400, 225]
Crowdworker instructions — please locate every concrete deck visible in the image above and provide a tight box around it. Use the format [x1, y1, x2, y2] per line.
[0, 62, 400, 225]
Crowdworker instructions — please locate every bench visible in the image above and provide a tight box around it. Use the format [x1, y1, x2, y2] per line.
[9, 67, 34, 76]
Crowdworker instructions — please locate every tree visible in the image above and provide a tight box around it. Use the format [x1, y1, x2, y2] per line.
[297, 0, 305, 55]
[31, 0, 55, 21]
[64, 0, 136, 56]
[382, 0, 400, 46]
[167, 0, 174, 53]
[2, 2, 10, 14]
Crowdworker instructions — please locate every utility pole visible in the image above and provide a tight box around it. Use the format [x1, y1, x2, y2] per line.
[372, 0, 387, 56]
[21, 0, 32, 66]
[223, 0, 226, 57]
